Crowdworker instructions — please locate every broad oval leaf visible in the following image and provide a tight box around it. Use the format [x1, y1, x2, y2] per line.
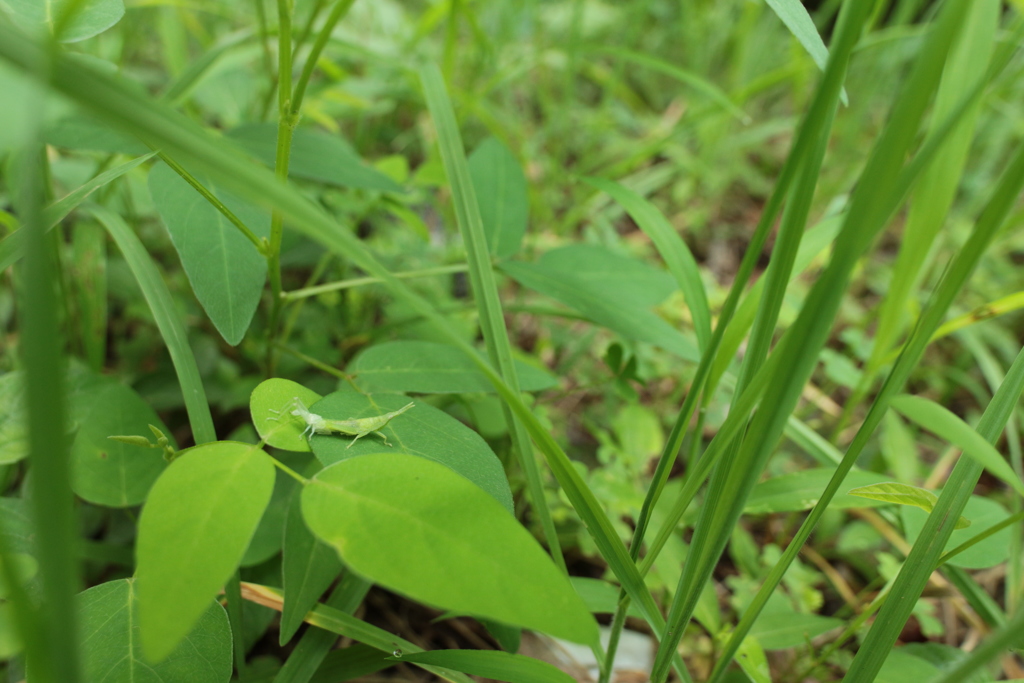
[468, 137, 528, 259]
[902, 494, 1012, 569]
[0, 372, 27, 465]
[148, 161, 269, 346]
[745, 469, 893, 514]
[0, 0, 125, 43]
[136, 441, 275, 662]
[848, 482, 971, 529]
[280, 489, 342, 644]
[348, 341, 556, 394]
[228, 124, 402, 193]
[891, 395, 1024, 497]
[0, 498, 34, 554]
[392, 650, 573, 683]
[69, 375, 175, 507]
[308, 391, 513, 514]
[250, 378, 323, 452]
[301, 452, 598, 645]
[500, 245, 699, 361]
[78, 579, 231, 683]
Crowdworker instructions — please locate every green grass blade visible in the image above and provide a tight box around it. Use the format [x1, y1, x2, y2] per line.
[844, 344, 1024, 682]
[847, 0, 999, 428]
[393, 650, 574, 683]
[419, 63, 566, 574]
[244, 583, 474, 683]
[926, 608, 1024, 683]
[273, 573, 371, 683]
[88, 205, 216, 444]
[584, 177, 711, 352]
[708, 136, 1024, 683]
[764, 0, 848, 104]
[16, 138, 82, 682]
[651, 1, 971, 679]
[891, 395, 1024, 496]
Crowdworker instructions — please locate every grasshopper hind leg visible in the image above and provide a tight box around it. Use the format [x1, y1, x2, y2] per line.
[373, 431, 392, 447]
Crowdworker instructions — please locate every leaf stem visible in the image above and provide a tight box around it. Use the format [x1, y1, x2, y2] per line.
[156, 151, 268, 255]
[281, 263, 469, 300]
[270, 456, 310, 485]
[291, 0, 355, 117]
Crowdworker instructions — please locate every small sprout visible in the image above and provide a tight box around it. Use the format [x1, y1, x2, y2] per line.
[108, 435, 152, 448]
[107, 424, 179, 463]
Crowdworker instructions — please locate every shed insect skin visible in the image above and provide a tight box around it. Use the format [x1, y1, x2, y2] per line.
[267, 398, 415, 449]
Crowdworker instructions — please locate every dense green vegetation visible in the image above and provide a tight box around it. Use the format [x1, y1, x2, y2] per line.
[1, 0, 1024, 681]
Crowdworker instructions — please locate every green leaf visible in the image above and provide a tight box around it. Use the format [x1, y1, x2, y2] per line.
[501, 245, 699, 361]
[876, 649, 941, 683]
[849, 482, 971, 529]
[246, 583, 473, 683]
[348, 341, 556, 394]
[903, 495, 1012, 569]
[280, 488, 342, 645]
[745, 469, 894, 514]
[45, 114, 148, 155]
[301, 453, 598, 645]
[308, 391, 514, 514]
[309, 644, 389, 683]
[467, 138, 528, 259]
[890, 395, 1024, 497]
[91, 206, 216, 445]
[0, 498, 34, 555]
[584, 177, 711, 352]
[136, 441, 275, 662]
[250, 378, 323, 453]
[78, 579, 231, 683]
[0, 372, 28, 465]
[241, 464, 301, 567]
[569, 577, 642, 618]
[0, 0, 124, 42]
[68, 374, 175, 507]
[763, 0, 846, 103]
[747, 611, 843, 650]
[228, 124, 402, 193]
[148, 161, 269, 346]
[391, 650, 574, 683]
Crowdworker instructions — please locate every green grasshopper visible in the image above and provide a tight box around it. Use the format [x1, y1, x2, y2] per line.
[268, 397, 415, 449]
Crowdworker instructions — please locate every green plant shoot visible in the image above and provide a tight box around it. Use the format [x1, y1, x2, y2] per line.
[268, 397, 415, 448]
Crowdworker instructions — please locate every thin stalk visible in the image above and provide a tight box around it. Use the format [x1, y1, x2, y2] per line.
[274, 342, 363, 392]
[253, 0, 275, 121]
[16, 36, 81, 683]
[282, 263, 468, 300]
[156, 151, 268, 254]
[927, 608, 1024, 683]
[292, 0, 328, 58]
[265, 0, 296, 375]
[419, 65, 567, 577]
[292, 0, 356, 116]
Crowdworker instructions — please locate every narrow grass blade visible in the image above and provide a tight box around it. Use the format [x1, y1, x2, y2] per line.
[241, 583, 473, 683]
[763, 0, 848, 104]
[16, 138, 82, 682]
[926, 608, 1024, 683]
[652, 1, 972, 679]
[847, 0, 999, 428]
[89, 205, 216, 444]
[584, 177, 711, 352]
[709, 136, 1024, 683]
[273, 573, 371, 683]
[891, 395, 1024, 496]
[419, 64, 566, 573]
[844, 345, 1024, 682]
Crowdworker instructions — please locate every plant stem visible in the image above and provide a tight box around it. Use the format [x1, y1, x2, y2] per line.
[291, 0, 356, 116]
[265, 0, 296, 376]
[282, 263, 469, 300]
